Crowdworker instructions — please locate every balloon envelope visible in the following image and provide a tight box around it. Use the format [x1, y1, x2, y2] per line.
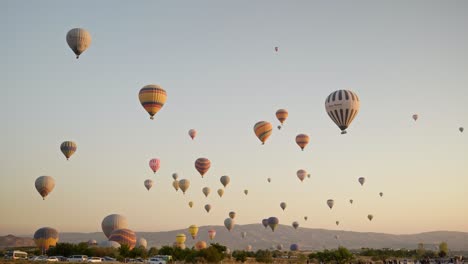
[195, 158, 211, 177]
[254, 121, 273, 144]
[280, 202, 287, 211]
[188, 129, 197, 140]
[195, 241, 207, 250]
[109, 229, 136, 250]
[149, 158, 160, 174]
[137, 238, 147, 249]
[202, 187, 211, 197]
[172, 173, 178, 180]
[413, 114, 418, 121]
[368, 214, 374, 221]
[290, 244, 299, 251]
[176, 234, 186, 244]
[296, 170, 307, 182]
[66, 28, 91, 59]
[139, 84, 167, 120]
[34, 227, 59, 251]
[35, 176, 55, 200]
[60, 141, 77, 160]
[268, 217, 279, 232]
[172, 180, 179, 192]
[325, 90, 360, 134]
[262, 219, 268, 228]
[292, 221, 299, 229]
[217, 188, 224, 197]
[99, 241, 120, 248]
[224, 218, 234, 231]
[102, 214, 128, 238]
[327, 199, 335, 209]
[220, 175, 230, 187]
[275, 109, 288, 126]
[144, 179, 153, 191]
[295, 134, 310, 151]
[179, 179, 190, 194]
[459, 127, 464, 133]
[208, 229, 216, 240]
[204, 204, 212, 213]
[188, 201, 194, 208]
[358, 177, 365, 186]
[229, 211, 236, 219]
[188, 225, 199, 239]
[244, 189, 249, 195]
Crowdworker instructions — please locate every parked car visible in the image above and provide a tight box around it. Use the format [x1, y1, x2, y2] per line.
[33, 256, 48, 261]
[68, 255, 88, 262]
[47, 257, 59, 262]
[102, 256, 116, 262]
[148, 258, 166, 264]
[88, 257, 103, 263]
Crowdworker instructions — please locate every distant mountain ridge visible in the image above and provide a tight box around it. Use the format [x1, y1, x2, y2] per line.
[3, 225, 468, 250]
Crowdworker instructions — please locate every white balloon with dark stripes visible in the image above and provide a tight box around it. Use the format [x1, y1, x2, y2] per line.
[325, 90, 360, 134]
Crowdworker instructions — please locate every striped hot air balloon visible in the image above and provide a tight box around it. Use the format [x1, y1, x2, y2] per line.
[35, 176, 55, 200]
[295, 134, 310, 151]
[149, 158, 160, 174]
[60, 141, 77, 160]
[275, 109, 288, 129]
[254, 121, 273, 144]
[195, 158, 211, 177]
[325, 90, 360, 134]
[101, 214, 128, 238]
[138, 84, 167, 120]
[109, 229, 137, 250]
[34, 227, 59, 253]
[66, 28, 91, 59]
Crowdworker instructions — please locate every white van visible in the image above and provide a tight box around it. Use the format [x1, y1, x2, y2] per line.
[68, 255, 88, 262]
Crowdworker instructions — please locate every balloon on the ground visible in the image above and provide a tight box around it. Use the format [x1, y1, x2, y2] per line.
[188, 129, 197, 140]
[35, 176, 55, 200]
[224, 218, 234, 231]
[136, 238, 147, 249]
[179, 179, 190, 194]
[60, 141, 77, 160]
[296, 169, 307, 182]
[139, 84, 167, 120]
[87, 240, 97, 246]
[195, 158, 211, 177]
[295, 134, 310, 151]
[254, 121, 273, 144]
[109, 229, 136, 250]
[246, 245, 252, 251]
[66, 28, 91, 59]
[188, 225, 199, 239]
[358, 177, 365, 186]
[268, 217, 279, 232]
[149, 158, 160, 174]
[327, 199, 335, 209]
[176, 234, 186, 244]
[101, 214, 128, 238]
[277, 244, 283, 250]
[99, 240, 120, 248]
[325, 90, 360, 134]
[220, 175, 230, 187]
[195, 241, 207, 250]
[34, 227, 59, 252]
[202, 187, 211, 197]
[144, 179, 153, 191]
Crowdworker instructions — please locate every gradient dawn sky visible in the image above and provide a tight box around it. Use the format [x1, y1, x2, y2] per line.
[1, 0, 467, 236]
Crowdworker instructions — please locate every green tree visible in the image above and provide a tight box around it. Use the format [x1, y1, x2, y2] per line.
[255, 250, 273, 263]
[119, 244, 131, 258]
[232, 250, 247, 263]
[417, 243, 425, 258]
[129, 246, 147, 258]
[147, 247, 158, 257]
[157, 246, 174, 257]
[438, 242, 448, 258]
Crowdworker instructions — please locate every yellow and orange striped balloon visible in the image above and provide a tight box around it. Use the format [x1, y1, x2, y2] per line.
[295, 134, 310, 151]
[109, 228, 137, 250]
[138, 84, 167, 120]
[254, 121, 272, 144]
[275, 109, 288, 129]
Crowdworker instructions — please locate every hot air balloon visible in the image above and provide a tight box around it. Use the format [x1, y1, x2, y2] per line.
[254, 121, 273, 144]
[202, 187, 211, 197]
[139, 84, 167, 120]
[34, 227, 59, 253]
[307, 174, 311, 178]
[220, 175, 230, 188]
[325, 90, 360, 134]
[172, 180, 179, 192]
[241, 232, 247, 239]
[136, 238, 147, 249]
[413, 114, 418, 121]
[276, 109, 288, 129]
[176, 234, 186, 244]
[204, 204, 212, 213]
[35, 176, 55, 200]
[368, 214, 374, 221]
[349, 199, 353, 204]
[195, 158, 211, 177]
[60, 141, 77, 160]
[87, 239, 98, 246]
[267, 178, 271, 183]
[66, 28, 91, 59]
[188, 225, 199, 239]
[217, 188, 224, 197]
[290, 244, 299, 251]
[274, 47, 279, 52]
[277, 244, 283, 250]
[174, 243, 186, 249]
[280, 202, 287, 211]
[379, 192, 383, 197]
[296, 169, 307, 182]
[292, 221, 299, 230]
[172, 173, 179, 180]
[229, 211, 236, 219]
[334, 235, 339, 240]
[295, 134, 310, 151]
[188, 129, 197, 140]
[99, 241, 121, 248]
[327, 199, 334, 209]
[460, 127, 464, 133]
[179, 179, 190, 194]
[109, 229, 136, 250]
[304, 216, 308, 221]
[244, 189, 249, 195]
[188, 201, 194, 208]
[102, 214, 128, 238]
[144, 179, 153, 191]
[149, 158, 160, 174]
[268, 217, 279, 232]
[224, 218, 234, 231]
[262, 219, 268, 228]
[358, 177, 365, 186]
[195, 241, 207, 250]
[208, 229, 216, 240]
[336, 221, 340, 226]
[246, 245, 253, 251]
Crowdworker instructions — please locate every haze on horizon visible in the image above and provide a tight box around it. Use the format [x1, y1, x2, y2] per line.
[1, 0, 467, 237]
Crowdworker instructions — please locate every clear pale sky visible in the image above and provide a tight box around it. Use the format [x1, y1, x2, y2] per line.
[1, 0, 467, 236]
